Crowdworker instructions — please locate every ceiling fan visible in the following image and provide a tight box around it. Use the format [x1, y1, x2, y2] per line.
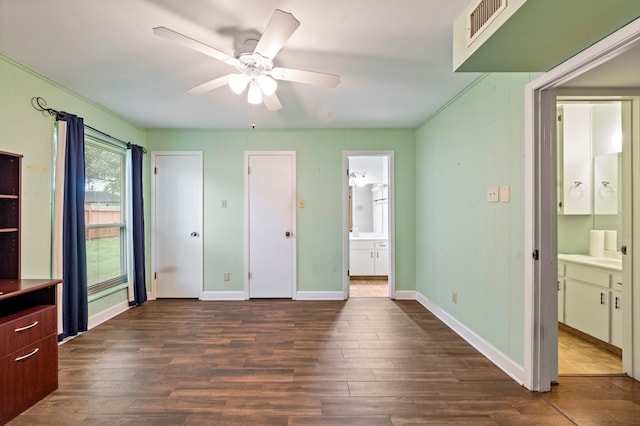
[153, 9, 340, 111]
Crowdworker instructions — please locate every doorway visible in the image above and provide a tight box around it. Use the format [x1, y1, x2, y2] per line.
[244, 151, 296, 299]
[556, 99, 626, 376]
[343, 152, 394, 299]
[525, 19, 640, 391]
[151, 151, 203, 299]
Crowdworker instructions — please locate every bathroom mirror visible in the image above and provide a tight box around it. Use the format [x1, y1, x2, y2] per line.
[557, 100, 623, 254]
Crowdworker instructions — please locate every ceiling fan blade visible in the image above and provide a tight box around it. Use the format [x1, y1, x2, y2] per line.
[254, 9, 300, 59]
[271, 67, 340, 88]
[187, 75, 231, 95]
[153, 26, 240, 67]
[263, 92, 283, 111]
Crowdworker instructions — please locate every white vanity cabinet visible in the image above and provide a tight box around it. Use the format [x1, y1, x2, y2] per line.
[349, 239, 388, 276]
[558, 255, 622, 348]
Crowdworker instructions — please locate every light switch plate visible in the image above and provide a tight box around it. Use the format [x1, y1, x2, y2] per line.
[298, 199, 305, 208]
[487, 186, 499, 203]
[500, 186, 510, 203]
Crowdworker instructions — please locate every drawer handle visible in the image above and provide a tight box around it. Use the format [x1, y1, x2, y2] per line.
[15, 347, 39, 362]
[600, 292, 606, 305]
[15, 320, 39, 332]
[615, 296, 621, 310]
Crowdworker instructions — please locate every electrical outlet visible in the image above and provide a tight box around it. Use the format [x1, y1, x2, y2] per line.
[223, 272, 230, 281]
[221, 199, 228, 208]
[487, 186, 499, 203]
[452, 291, 457, 304]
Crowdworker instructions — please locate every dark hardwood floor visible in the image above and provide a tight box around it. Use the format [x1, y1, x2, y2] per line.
[9, 298, 640, 425]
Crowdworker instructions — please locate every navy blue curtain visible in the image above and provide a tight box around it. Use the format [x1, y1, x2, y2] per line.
[130, 144, 147, 305]
[61, 114, 88, 337]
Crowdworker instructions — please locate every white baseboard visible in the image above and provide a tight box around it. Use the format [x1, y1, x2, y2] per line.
[393, 290, 417, 300]
[416, 292, 525, 386]
[296, 291, 345, 300]
[88, 300, 129, 330]
[200, 291, 246, 301]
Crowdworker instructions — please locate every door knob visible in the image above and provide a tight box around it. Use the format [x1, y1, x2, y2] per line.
[285, 231, 291, 237]
[190, 232, 199, 237]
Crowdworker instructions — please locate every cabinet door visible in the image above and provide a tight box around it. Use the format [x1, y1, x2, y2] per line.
[0, 353, 21, 423]
[611, 291, 622, 348]
[350, 249, 373, 275]
[562, 104, 592, 214]
[565, 279, 609, 341]
[374, 249, 389, 276]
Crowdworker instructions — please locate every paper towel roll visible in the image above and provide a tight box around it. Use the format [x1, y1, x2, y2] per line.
[604, 230, 617, 252]
[590, 230, 605, 258]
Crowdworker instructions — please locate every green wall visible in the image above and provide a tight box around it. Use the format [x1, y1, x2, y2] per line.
[147, 129, 416, 294]
[415, 73, 537, 365]
[0, 54, 149, 316]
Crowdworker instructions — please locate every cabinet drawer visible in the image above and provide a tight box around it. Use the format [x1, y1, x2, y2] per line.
[375, 240, 388, 249]
[0, 306, 57, 358]
[565, 263, 610, 288]
[350, 240, 374, 249]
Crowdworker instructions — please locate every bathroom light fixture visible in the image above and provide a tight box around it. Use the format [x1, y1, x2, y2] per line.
[349, 171, 367, 187]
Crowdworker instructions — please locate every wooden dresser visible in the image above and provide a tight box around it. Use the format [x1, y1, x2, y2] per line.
[0, 279, 61, 424]
[0, 151, 62, 423]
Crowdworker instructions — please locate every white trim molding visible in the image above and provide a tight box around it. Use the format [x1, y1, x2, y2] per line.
[393, 290, 417, 300]
[296, 291, 345, 301]
[200, 291, 246, 301]
[88, 300, 129, 330]
[417, 292, 525, 386]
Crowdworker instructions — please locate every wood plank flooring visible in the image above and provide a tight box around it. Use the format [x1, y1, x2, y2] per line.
[558, 328, 623, 375]
[9, 298, 640, 425]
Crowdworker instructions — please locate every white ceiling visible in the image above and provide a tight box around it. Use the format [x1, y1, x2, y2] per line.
[0, 0, 481, 129]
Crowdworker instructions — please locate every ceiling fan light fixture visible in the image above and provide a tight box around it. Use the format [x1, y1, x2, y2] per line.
[228, 73, 250, 94]
[257, 75, 277, 96]
[247, 81, 263, 104]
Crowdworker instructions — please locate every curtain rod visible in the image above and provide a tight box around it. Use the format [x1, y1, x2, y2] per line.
[32, 97, 147, 153]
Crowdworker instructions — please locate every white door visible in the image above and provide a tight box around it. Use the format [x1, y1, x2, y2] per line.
[246, 152, 296, 298]
[152, 152, 203, 298]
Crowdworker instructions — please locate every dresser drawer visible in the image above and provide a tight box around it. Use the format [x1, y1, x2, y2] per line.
[0, 305, 57, 358]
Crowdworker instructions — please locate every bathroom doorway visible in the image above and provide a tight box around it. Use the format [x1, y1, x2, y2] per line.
[555, 99, 627, 376]
[343, 152, 394, 298]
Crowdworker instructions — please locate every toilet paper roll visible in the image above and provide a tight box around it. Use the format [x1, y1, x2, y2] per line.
[604, 230, 617, 252]
[590, 230, 605, 258]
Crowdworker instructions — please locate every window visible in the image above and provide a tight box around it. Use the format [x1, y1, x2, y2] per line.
[84, 137, 127, 293]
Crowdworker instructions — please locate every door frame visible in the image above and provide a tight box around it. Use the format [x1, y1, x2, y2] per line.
[342, 151, 396, 299]
[150, 151, 204, 300]
[524, 19, 640, 391]
[244, 151, 297, 300]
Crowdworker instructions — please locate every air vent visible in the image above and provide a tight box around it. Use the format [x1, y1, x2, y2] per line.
[467, 0, 507, 46]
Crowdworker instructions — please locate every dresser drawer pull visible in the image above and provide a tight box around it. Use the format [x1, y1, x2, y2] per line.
[14, 347, 39, 362]
[15, 320, 39, 332]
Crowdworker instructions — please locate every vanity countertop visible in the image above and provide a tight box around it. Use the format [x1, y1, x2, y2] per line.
[558, 253, 622, 271]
